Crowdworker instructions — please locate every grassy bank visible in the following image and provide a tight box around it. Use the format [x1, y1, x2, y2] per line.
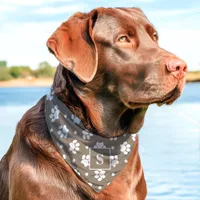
[186, 71, 200, 82]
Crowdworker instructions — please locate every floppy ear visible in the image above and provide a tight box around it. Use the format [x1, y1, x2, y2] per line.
[47, 11, 98, 83]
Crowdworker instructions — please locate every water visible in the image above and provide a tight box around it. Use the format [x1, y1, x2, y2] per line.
[0, 83, 199, 199]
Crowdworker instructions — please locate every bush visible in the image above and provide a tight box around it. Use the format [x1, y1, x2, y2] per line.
[34, 62, 55, 78]
[9, 66, 22, 78]
[0, 67, 12, 81]
[9, 66, 33, 78]
[19, 66, 34, 78]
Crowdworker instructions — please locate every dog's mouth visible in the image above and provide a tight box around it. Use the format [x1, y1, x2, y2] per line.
[156, 87, 180, 106]
[127, 86, 180, 108]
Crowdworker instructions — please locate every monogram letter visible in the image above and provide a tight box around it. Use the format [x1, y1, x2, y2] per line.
[96, 154, 104, 165]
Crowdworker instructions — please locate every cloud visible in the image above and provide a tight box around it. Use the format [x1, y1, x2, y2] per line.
[159, 30, 200, 71]
[0, 0, 74, 6]
[1, 0, 45, 6]
[145, 7, 200, 31]
[35, 4, 86, 15]
[0, 5, 16, 12]
[0, 21, 60, 69]
[146, 8, 200, 17]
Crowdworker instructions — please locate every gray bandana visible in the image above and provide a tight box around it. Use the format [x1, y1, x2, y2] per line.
[45, 88, 137, 192]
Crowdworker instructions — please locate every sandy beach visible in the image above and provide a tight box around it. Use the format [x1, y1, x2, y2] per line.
[0, 78, 53, 87]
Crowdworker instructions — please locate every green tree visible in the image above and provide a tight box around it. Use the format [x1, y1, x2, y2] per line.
[0, 61, 7, 68]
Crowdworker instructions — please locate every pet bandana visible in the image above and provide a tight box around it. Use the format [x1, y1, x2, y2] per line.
[45, 88, 137, 192]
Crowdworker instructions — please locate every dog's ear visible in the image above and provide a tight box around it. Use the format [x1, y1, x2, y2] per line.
[47, 11, 98, 83]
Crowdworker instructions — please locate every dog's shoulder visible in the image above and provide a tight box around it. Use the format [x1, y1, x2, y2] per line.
[0, 96, 48, 200]
[16, 95, 57, 157]
[19, 95, 48, 137]
[3, 96, 91, 199]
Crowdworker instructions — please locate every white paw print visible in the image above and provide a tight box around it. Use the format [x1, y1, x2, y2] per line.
[57, 125, 69, 139]
[49, 105, 60, 122]
[110, 155, 119, 167]
[94, 170, 106, 181]
[71, 114, 81, 124]
[81, 155, 90, 167]
[110, 137, 117, 141]
[93, 142, 106, 149]
[46, 89, 55, 101]
[132, 134, 136, 141]
[82, 130, 93, 140]
[120, 141, 131, 155]
[69, 140, 80, 154]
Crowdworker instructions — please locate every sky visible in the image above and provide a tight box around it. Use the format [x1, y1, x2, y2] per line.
[0, 0, 200, 71]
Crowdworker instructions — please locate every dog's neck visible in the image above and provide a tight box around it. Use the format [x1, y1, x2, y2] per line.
[72, 86, 127, 137]
[53, 65, 147, 137]
[52, 66, 125, 137]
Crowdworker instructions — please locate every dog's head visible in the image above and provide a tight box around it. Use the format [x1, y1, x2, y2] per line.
[47, 7, 187, 137]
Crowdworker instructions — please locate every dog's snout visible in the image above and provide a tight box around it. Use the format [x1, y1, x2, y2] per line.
[166, 58, 187, 79]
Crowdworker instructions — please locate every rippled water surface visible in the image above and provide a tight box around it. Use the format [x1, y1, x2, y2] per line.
[0, 83, 199, 200]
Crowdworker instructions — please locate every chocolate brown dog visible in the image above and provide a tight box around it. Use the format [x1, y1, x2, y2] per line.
[0, 7, 187, 200]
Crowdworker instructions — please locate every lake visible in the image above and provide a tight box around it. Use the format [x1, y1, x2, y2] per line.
[0, 83, 199, 200]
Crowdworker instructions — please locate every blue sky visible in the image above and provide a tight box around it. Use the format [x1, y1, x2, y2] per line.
[0, 0, 200, 71]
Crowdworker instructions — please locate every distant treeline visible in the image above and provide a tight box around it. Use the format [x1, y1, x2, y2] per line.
[0, 61, 200, 82]
[0, 61, 56, 81]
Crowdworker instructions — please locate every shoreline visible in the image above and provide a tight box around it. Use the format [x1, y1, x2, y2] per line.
[0, 78, 53, 88]
[0, 76, 199, 88]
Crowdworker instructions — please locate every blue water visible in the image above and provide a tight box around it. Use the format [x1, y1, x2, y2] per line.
[0, 83, 199, 200]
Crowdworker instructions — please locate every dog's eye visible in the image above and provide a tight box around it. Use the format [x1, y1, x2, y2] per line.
[118, 36, 129, 43]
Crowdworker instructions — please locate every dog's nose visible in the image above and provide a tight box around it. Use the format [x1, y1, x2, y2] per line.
[166, 58, 187, 79]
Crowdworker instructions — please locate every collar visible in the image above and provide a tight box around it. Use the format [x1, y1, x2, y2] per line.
[45, 88, 137, 192]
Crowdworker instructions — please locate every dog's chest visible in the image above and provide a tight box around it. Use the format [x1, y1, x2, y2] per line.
[92, 178, 137, 200]
[94, 188, 135, 200]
